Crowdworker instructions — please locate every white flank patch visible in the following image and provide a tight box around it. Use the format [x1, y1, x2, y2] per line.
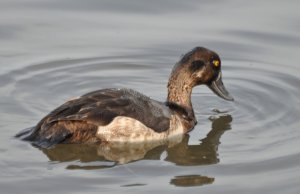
[96, 115, 184, 143]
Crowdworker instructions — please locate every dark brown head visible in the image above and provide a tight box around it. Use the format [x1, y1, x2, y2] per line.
[169, 47, 234, 101]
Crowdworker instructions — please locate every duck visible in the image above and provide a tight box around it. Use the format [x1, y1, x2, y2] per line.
[16, 47, 234, 148]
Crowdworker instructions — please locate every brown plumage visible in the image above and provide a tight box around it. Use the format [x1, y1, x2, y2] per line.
[16, 47, 234, 148]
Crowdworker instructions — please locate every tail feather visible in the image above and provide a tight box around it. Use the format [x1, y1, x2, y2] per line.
[15, 126, 73, 148]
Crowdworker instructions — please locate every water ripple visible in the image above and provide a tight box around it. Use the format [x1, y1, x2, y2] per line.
[1, 56, 300, 167]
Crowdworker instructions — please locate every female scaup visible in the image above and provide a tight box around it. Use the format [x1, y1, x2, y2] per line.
[16, 47, 234, 148]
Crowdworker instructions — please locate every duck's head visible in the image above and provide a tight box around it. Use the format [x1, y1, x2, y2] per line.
[168, 47, 234, 101]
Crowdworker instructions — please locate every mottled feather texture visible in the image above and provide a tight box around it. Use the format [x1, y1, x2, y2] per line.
[19, 88, 171, 147]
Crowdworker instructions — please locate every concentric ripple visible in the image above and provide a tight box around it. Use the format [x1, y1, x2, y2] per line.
[205, 60, 300, 164]
[0, 56, 300, 169]
[228, 62, 300, 129]
[0, 55, 300, 193]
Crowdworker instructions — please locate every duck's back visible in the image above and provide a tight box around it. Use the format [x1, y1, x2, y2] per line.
[17, 88, 172, 148]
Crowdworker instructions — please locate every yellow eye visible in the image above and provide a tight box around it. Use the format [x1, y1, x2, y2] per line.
[212, 60, 220, 67]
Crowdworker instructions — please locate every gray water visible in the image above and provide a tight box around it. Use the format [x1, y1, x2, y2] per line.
[1, 0, 300, 193]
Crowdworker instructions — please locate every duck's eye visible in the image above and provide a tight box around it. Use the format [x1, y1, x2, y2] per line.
[212, 60, 220, 67]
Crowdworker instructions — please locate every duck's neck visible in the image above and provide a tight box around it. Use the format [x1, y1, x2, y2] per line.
[167, 73, 194, 111]
[166, 68, 198, 132]
[167, 73, 197, 131]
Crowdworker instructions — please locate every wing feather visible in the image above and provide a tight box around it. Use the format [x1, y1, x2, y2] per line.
[24, 88, 171, 146]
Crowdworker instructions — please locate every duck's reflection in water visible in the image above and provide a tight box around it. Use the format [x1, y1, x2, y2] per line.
[166, 114, 232, 166]
[41, 114, 232, 185]
[170, 175, 215, 187]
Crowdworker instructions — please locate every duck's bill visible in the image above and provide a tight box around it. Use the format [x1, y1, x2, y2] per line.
[208, 72, 234, 101]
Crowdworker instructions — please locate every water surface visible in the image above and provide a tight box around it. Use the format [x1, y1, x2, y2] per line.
[1, 0, 300, 193]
